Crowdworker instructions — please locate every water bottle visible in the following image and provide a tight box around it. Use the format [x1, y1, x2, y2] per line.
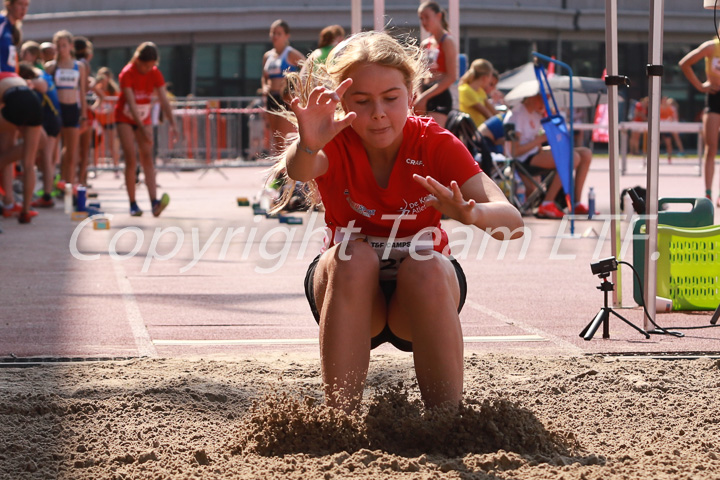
[259, 188, 278, 213]
[76, 186, 87, 212]
[588, 187, 596, 220]
[64, 183, 72, 214]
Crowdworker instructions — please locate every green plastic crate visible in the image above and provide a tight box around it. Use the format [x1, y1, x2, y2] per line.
[655, 224, 720, 310]
[632, 197, 714, 306]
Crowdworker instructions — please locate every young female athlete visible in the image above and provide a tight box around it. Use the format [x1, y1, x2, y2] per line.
[93, 67, 120, 178]
[44, 30, 87, 189]
[114, 42, 176, 217]
[261, 19, 303, 155]
[680, 34, 720, 206]
[414, 1, 457, 128]
[273, 31, 523, 413]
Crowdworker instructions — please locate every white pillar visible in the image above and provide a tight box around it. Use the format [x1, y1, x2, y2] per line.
[605, 0, 623, 306]
[449, 0, 459, 41]
[374, 0, 385, 31]
[449, 0, 460, 109]
[643, 0, 665, 329]
[352, 0, 362, 34]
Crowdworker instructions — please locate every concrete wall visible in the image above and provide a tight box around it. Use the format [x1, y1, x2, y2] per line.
[21, 0, 714, 48]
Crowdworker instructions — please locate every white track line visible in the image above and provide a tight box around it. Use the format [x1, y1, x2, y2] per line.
[464, 300, 584, 355]
[153, 335, 546, 346]
[112, 261, 158, 357]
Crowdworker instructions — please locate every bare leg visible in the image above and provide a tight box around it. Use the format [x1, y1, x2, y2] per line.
[528, 147, 562, 201]
[573, 146, 593, 202]
[1, 163, 12, 205]
[60, 126, 79, 185]
[41, 135, 59, 194]
[117, 123, 138, 203]
[136, 124, 157, 201]
[106, 128, 120, 177]
[77, 127, 92, 185]
[702, 112, 720, 194]
[19, 126, 42, 214]
[313, 242, 386, 413]
[629, 130, 640, 155]
[0, 130, 16, 205]
[390, 254, 463, 409]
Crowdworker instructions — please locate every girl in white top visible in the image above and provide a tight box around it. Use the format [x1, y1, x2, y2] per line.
[261, 19, 303, 155]
[44, 29, 87, 188]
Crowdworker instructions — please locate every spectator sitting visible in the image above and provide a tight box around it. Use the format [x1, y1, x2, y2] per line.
[458, 58, 497, 128]
[503, 93, 593, 219]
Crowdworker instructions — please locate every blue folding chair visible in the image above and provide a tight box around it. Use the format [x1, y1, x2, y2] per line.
[533, 55, 577, 235]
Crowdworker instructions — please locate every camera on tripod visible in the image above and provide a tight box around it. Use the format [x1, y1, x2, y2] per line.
[590, 257, 618, 277]
[581, 256, 650, 340]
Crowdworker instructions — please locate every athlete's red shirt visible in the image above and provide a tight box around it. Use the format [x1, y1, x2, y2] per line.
[318, 116, 481, 254]
[114, 62, 165, 126]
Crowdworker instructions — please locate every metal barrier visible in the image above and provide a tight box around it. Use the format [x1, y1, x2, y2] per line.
[89, 96, 270, 176]
[156, 96, 267, 167]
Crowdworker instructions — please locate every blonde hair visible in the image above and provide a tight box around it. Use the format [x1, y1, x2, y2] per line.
[269, 31, 429, 211]
[459, 58, 494, 85]
[97, 66, 119, 95]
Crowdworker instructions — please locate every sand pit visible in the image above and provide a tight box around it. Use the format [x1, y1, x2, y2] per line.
[1, 353, 719, 479]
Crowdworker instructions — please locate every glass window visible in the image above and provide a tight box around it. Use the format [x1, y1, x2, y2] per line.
[220, 45, 241, 80]
[108, 48, 131, 75]
[196, 45, 217, 79]
[245, 44, 266, 82]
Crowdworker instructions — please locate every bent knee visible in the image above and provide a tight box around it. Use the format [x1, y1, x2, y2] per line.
[325, 241, 380, 279]
[397, 254, 455, 290]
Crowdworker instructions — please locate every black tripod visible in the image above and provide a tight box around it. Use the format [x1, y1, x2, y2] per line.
[580, 273, 650, 341]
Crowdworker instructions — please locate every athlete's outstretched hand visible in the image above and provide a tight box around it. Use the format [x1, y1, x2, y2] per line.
[289, 79, 357, 152]
[413, 174, 479, 225]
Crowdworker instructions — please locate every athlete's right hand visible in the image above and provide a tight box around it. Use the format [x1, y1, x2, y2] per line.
[702, 81, 720, 94]
[289, 78, 356, 153]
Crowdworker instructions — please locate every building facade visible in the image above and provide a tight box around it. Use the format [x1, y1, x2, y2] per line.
[21, 0, 719, 122]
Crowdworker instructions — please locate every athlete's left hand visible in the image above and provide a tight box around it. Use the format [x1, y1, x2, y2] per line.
[413, 174, 478, 224]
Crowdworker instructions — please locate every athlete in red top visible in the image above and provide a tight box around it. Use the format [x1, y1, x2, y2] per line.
[115, 42, 176, 217]
[272, 31, 523, 413]
[318, 115, 480, 253]
[414, 1, 457, 128]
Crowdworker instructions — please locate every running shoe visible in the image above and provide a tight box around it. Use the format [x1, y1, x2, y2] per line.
[1, 203, 26, 218]
[18, 211, 33, 224]
[31, 197, 55, 208]
[536, 202, 564, 219]
[573, 203, 598, 215]
[130, 204, 143, 217]
[152, 193, 170, 217]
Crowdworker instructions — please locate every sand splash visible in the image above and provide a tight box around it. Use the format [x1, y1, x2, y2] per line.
[236, 383, 573, 457]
